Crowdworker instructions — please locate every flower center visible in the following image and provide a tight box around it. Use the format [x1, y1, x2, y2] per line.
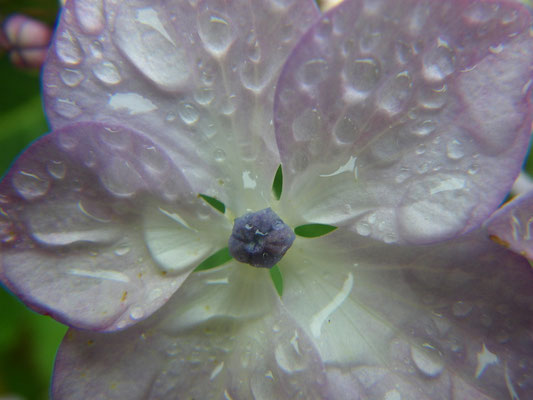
[228, 208, 295, 269]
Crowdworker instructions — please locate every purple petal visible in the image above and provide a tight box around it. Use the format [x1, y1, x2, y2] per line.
[43, 0, 319, 215]
[274, 0, 533, 244]
[281, 228, 533, 398]
[0, 122, 228, 331]
[486, 190, 533, 259]
[52, 267, 328, 399]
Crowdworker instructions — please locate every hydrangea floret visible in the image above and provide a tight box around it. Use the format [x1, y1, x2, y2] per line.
[2, 0, 533, 398]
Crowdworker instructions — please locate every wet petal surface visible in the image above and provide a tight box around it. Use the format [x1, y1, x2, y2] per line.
[0, 122, 227, 330]
[275, 0, 533, 244]
[43, 0, 319, 215]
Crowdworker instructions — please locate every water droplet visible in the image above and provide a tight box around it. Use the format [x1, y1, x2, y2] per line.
[359, 31, 381, 53]
[75, 0, 105, 35]
[214, 148, 226, 162]
[240, 61, 272, 92]
[334, 115, 359, 144]
[220, 95, 236, 115]
[12, 171, 50, 200]
[423, 40, 455, 82]
[410, 343, 444, 378]
[412, 120, 436, 137]
[54, 98, 82, 119]
[446, 139, 464, 160]
[84, 150, 97, 167]
[89, 40, 103, 58]
[165, 112, 176, 122]
[344, 58, 380, 99]
[55, 30, 83, 65]
[47, 160, 66, 179]
[416, 162, 429, 174]
[198, 13, 233, 56]
[130, 306, 144, 320]
[149, 288, 163, 301]
[468, 164, 479, 175]
[60, 68, 84, 87]
[377, 71, 412, 115]
[178, 103, 199, 125]
[114, 6, 189, 90]
[93, 60, 121, 85]
[356, 220, 371, 236]
[114, 244, 131, 256]
[452, 300, 472, 317]
[415, 144, 426, 155]
[100, 157, 144, 197]
[0, 218, 16, 244]
[275, 340, 306, 373]
[418, 85, 447, 110]
[297, 58, 328, 87]
[140, 145, 168, 172]
[246, 34, 261, 62]
[194, 87, 215, 105]
[395, 41, 412, 65]
[463, 2, 498, 24]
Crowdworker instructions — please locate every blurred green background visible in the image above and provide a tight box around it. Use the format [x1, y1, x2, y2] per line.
[0, 0, 532, 399]
[1, 1, 66, 400]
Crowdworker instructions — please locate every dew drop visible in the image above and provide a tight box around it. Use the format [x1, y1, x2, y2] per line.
[178, 103, 199, 125]
[334, 115, 359, 144]
[194, 87, 215, 105]
[0, 218, 16, 244]
[214, 148, 226, 162]
[54, 98, 82, 119]
[418, 85, 447, 110]
[344, 58, 380, 98]
[198, 13, 234, 56]
[423, 41, 456, 82]
[274, 340, 306, 373]
[130, 306, 144, 320]
[356, 220, 371, 236]
[467, 164, 479, 175]
[246, 34, 261, 62]
[359, 31, 381, 52]
[60, 68, 84, 87]
[412, 120, 436, 137]
[149, 288, 163, 301]
[93, 60, 122, 85]
[384, 389, 402, 400]
[55, 30, 83, 65]
[75, 0, 105, 35]
[165, 112, 176, 122]
[415, 144, 426, 155]
[395, 41, 412, 65]
[240, 61, 272, 92]
[140, 145, 168, 172]
[46, 160, 67, 179]
[89, 40, 103, 58]
[12, 171, 50, 200]
[446, 139, 465, 160]
[410, 343, 444, 378]
[114, 243, 131, 256]
[377, 71, 412, 115]
[297, 58, 328, 87]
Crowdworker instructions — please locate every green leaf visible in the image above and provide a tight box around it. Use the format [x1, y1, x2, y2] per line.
[294, 223, 337, 238]
[272, 165, 283, 200]
[199, 194, 226, 214]
[269, 265, 283, 296]
[194, 248, 232, 271]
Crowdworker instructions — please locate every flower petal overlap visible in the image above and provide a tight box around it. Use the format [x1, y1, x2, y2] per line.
[43, 0, 320, 214]
[274, 0, 533, 244]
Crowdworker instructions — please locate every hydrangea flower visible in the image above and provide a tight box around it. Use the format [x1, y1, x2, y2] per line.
[2, 0, 533, 398]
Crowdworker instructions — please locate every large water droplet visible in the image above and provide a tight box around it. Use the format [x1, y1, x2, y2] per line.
[130, 306, 144, 320]
[344, 58, 380, 99]
[274, 339, 306, 373]
[140, 145, 168, 172]
[412, 120, 436, 137]
[100, 157, 144, 197]
[240, 61, 272, 92]
[446, 139, 465, 160]
[423, 40, 456, 82]
[194, 87, 215, 105]
[418, 85, 447, 110]
[54, 98, 82, 119]
[114, 6, 189, 90]
[55, 30, 83, 65]
[356, 220, 371, 236]
[377, 71, 412, 115]
[198, 13, 234, 56]
[410, 343, 444, 378]
[178, 102, 199, 125]
[60, 68, 84, 87]
[12, 171, 50, 200]
[93, 60, 122, 85]
[75, 0, 105, 35]
[334, 115, 359, 144]
[297, 58, 328, 87]
[47, 160, 67, 179]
